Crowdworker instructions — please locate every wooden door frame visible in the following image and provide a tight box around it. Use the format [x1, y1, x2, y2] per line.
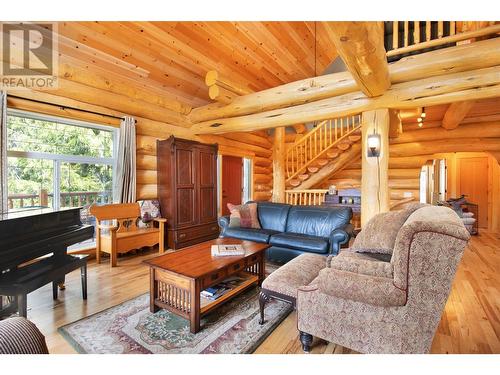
[455, 153, 489, 229]
[217, 150, 254, 217]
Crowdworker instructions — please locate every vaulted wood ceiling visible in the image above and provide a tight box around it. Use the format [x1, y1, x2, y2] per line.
[57, 22, 338, 108]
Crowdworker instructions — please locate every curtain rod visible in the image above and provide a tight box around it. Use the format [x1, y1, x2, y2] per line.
[8, 94, 136, 123]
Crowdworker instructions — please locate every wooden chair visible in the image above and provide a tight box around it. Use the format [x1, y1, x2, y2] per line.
[90, 203, 166, 267]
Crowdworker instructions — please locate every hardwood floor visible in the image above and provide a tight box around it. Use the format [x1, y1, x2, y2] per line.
[23, 233, 500, 354]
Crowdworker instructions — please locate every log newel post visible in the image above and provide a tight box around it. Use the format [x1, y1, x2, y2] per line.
[272, 127, 286, 203]
[361, 109, 390, 226]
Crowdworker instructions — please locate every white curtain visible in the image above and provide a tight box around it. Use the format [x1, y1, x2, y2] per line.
[113, 116, 136, 203]
[0, 91, 7, 214]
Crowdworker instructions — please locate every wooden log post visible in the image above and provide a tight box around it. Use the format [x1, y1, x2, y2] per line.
[361, 109, 390, 226]
[272, 127, 286, 203]
[389, 109, 402, 138]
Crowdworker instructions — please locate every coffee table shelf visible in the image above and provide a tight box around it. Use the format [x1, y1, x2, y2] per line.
[200, 272, 259, 314]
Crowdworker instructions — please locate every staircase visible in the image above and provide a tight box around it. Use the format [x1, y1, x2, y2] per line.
[285, 114, 362, 189]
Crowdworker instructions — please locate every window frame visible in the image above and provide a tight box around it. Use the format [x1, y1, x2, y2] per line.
[6, 108, 118, 211]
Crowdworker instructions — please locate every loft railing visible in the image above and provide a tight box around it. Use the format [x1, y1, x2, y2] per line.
[285, 189, 328, 206]
[7, 190, 112, 210]
[285, 114, 362, 183]
[385, 22, 500, 60]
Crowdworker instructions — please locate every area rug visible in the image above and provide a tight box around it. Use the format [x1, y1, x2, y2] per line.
[59, 285, 291, 354]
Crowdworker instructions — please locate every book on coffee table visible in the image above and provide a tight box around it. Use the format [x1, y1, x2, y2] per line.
[211, 244, 245, 257]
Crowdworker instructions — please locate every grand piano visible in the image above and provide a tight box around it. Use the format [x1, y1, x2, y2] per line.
[0, 207, 94, 318]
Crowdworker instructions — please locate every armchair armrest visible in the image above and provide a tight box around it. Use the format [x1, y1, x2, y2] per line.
[218, 215, 230, 236]
[97, 223, 118, 232]
[316, 267, 406, 307]
[328, 223, 353, 256]
[153, 218, 167, 223]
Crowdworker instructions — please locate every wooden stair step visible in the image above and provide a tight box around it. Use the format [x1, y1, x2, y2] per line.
[348, 135, 361, 142]
[288, 179, 301, 187]
[337, 142, 351, 151]
[316, 158, 329, 166]
[298, 174, 309, 181]
[307, 166, 319, 173]
[327, 151, 339, 159]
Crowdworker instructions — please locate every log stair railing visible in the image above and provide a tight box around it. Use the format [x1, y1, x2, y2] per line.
[285, 189, 328, 206]
[285, 114, 362, 188]
[385, 21, 500, 61]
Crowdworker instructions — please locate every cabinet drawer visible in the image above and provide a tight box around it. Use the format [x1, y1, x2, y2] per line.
[246, 253, 260, 267]
[201, 269, 227, 289]
[175, 223, 219, 242]
[227, 259, 246, 276]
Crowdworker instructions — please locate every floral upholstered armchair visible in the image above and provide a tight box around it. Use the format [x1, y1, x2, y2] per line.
[296, 205, 470, 354]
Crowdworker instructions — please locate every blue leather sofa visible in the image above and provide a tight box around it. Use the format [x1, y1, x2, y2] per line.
[218, 202, 353, 263]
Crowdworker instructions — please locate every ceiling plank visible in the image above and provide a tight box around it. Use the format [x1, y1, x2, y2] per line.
[328, 21, 391, 97]
[190, 67, 500, 134]
[442, 100, 476, 130]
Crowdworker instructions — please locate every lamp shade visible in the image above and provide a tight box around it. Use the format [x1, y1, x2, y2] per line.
[367, 133, 381, 157]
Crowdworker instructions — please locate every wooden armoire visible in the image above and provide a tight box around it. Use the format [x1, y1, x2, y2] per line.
[157, 136, 219, 249]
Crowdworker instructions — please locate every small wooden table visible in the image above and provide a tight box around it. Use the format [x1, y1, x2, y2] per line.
[144, 238, 269, 333]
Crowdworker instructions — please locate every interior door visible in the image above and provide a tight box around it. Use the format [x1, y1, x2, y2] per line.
[221, 155, 243, 216]
[458, 157, 488, 228]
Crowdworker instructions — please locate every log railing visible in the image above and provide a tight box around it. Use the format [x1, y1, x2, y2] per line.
[7, 191, 112, 210]
[386, 22, 500, 59]
[285, 189, 328, 206]
[285, 114, 362, 182]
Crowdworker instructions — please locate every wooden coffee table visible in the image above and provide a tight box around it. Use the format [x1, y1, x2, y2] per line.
[144, 238, 269, 333]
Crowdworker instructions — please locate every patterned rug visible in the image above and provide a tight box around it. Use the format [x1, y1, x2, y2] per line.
[59, 262, 289, 354]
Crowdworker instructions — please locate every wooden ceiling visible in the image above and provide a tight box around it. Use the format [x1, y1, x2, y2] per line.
[402, 97, 500, 127]
[57, 22, 338, 108]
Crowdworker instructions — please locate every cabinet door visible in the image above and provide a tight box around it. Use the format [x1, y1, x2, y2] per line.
[197, 147, 217, 224]
[175, 146, 197, 227]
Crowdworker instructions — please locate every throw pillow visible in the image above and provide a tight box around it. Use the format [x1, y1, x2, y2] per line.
[352, 203, 427, 254]
[227, 202, 261, 229]
[137, 200, 162, 228]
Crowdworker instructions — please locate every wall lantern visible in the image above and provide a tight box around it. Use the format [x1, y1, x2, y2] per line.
[367, 133, 381, 157]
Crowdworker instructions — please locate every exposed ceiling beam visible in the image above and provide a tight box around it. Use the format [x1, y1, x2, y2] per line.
[389, 109, 403, 138]
[188, 38, 500, 123]
[442, 100, 476, 130]
[191, 66, 500, 134]
[328, 22, 390, 97]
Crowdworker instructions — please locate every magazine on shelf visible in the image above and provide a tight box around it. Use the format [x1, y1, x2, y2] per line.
[211, 244, 245, 257]
[200, 275, 246, 301]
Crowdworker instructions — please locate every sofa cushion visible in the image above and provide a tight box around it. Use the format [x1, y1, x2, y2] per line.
[254, 201, 291, 232]
[269, 232, 329, 254]
[223, 227, 279, 243]
[285, 206, 352, 238]
[352, 204, 426, 254]
[262, 253, 326, 298]
[228, 202, 260, 229]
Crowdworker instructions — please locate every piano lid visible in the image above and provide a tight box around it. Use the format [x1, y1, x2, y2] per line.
[0, 207, 83, 222]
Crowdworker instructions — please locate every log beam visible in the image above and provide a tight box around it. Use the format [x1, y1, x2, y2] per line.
[272, 128, 286, 203]
[205, 70, 253, 97]
[189, 38, 500, 123]
[389, 109, 403, 138]
[208, 85, 238, 104]
[329, 22, 391, 97]
[361, 109, 390, 226]
[442, 100, 476, 130]
[191, 66, 500, 134]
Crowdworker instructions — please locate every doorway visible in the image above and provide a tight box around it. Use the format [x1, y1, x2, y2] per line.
[221, 155, 243, 216]
[458, 157, 489, 228]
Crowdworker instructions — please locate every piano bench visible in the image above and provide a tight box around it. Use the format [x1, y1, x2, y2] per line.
[0, 254, 88, 318]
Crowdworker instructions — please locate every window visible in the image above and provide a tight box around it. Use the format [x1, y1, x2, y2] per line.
[6, 109, 117, 237]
